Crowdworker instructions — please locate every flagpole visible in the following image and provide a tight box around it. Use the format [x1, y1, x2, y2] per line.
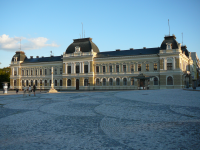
[168, 19, 170, 36]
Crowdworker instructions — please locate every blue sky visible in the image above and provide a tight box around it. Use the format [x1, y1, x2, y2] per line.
[0, 0, 200, 68]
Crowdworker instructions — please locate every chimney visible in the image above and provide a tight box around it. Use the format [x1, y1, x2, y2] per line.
[116, 49, 120, 51]
[143, 47, 146, 49]
[130, 48, 134, 50]
[36, 56, 39, 58]
[30, 56, 33, 59]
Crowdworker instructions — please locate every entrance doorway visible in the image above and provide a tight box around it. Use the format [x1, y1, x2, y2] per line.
[76, 79, 79, 90]
[140, 79, 145, 89]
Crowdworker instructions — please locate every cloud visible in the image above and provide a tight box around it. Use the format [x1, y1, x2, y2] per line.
[0, 34, 59, 51]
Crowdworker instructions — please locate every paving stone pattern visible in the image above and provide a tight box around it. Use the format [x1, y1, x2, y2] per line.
[0, 90, 200, 150]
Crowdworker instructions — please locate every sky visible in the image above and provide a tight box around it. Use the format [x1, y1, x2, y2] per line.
[0, 0, 200, 68]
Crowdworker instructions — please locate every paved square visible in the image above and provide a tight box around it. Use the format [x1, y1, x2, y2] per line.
[0, 89, 200, 150]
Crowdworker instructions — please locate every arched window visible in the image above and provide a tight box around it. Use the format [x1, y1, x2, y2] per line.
[131, 78, 134, 85]
[154, 77, 158, 85]
[45, 80, 47, 86]
[167, 76, 173, 85]
[31, 80, 33, 86]
[60, 80, 62, 86]
[55, 80, 57, 86]
[40, 80, 42, 86]
[35, 80, 37, 86]
[14, 80, 16, 86]
[123, 78, 127, 85]
[96, 78, 100, 86]
[84, 79, 88, 86]
[67, 79, 71, 86]
[26, 80, 29, 86]
[109, 78, 113, 86]
[116, 78, 120, 86]
[103, 78, 106, 86]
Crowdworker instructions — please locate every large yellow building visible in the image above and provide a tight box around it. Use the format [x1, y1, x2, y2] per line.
[10, 35, 194, 90]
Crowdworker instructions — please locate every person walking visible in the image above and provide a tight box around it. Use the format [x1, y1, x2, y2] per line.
[23, 85, 27, 97]
[33, 84, 36, 96]
[28, 85, 32, 96]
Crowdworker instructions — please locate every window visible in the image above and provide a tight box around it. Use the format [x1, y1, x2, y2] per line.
[14, 80, 16, 86]
[131, 78, 134, 85]
[50, 69, 51, 75]
[67, 79, 71, 86]
[40, 80, 42, 86]
[26, 80, 29, 86]
[109, 78, 113, 86]
[76, 66, 79, 73]
[27, 70, 28, 76]
[167, 63, 172, 70]
[103, 66, 106, 73]
[45, 80, 47, 86]
[103, 78, 106, 86]
[14, 69, 17, 76]
[154, 77, 158, 85]
[138, 64, 141, 71]
[96, 66, 99, 73]
[60, 68, 62, 74]
[31, 70, 33, 76]
[60, 80, 62, 86]
[146, 64, 149, 71]
[96, 78, 100, 86]
[123, 65, 126, 72]
[116, 65, 119, 73]
[55, 80, 57, 86]
[84, 79, 88, 86]
[116, 78, 120, 86]
[35, 80, 37, 86]
[123, 78, 127, 85]
[45, 69, 47, 75]
[154, 63, 157, 71]
[22, 70, 24, 76]
[55, 69, 57, 75]
[50, 80, 51, 85]
[131, 65, 134, 73]
[22, 80, 24, 86]
[68, 66, 71, 74]
[167, 76, 173, 85]
[109, 66, 112, 73]
[167, 43, 172, 50]
[31, 80, 33, 86]
[84, 65, 88, 73]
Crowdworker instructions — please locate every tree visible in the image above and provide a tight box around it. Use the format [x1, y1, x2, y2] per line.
[0, 67, 10, 89]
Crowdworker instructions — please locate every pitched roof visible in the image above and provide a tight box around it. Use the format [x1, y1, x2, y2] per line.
[95, 47, 160, 58]
[22, 56, 62, 63]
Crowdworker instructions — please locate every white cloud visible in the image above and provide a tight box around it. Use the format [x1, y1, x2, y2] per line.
[0, 34, 59, 51]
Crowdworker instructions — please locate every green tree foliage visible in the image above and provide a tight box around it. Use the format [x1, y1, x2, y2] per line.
[0, 67, 10, 89]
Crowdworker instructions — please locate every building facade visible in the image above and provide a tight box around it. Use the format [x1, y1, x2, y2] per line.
[10, 35, 195, 90]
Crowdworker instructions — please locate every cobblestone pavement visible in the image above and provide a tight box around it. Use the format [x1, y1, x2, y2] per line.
[0, 89, 200, 150]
